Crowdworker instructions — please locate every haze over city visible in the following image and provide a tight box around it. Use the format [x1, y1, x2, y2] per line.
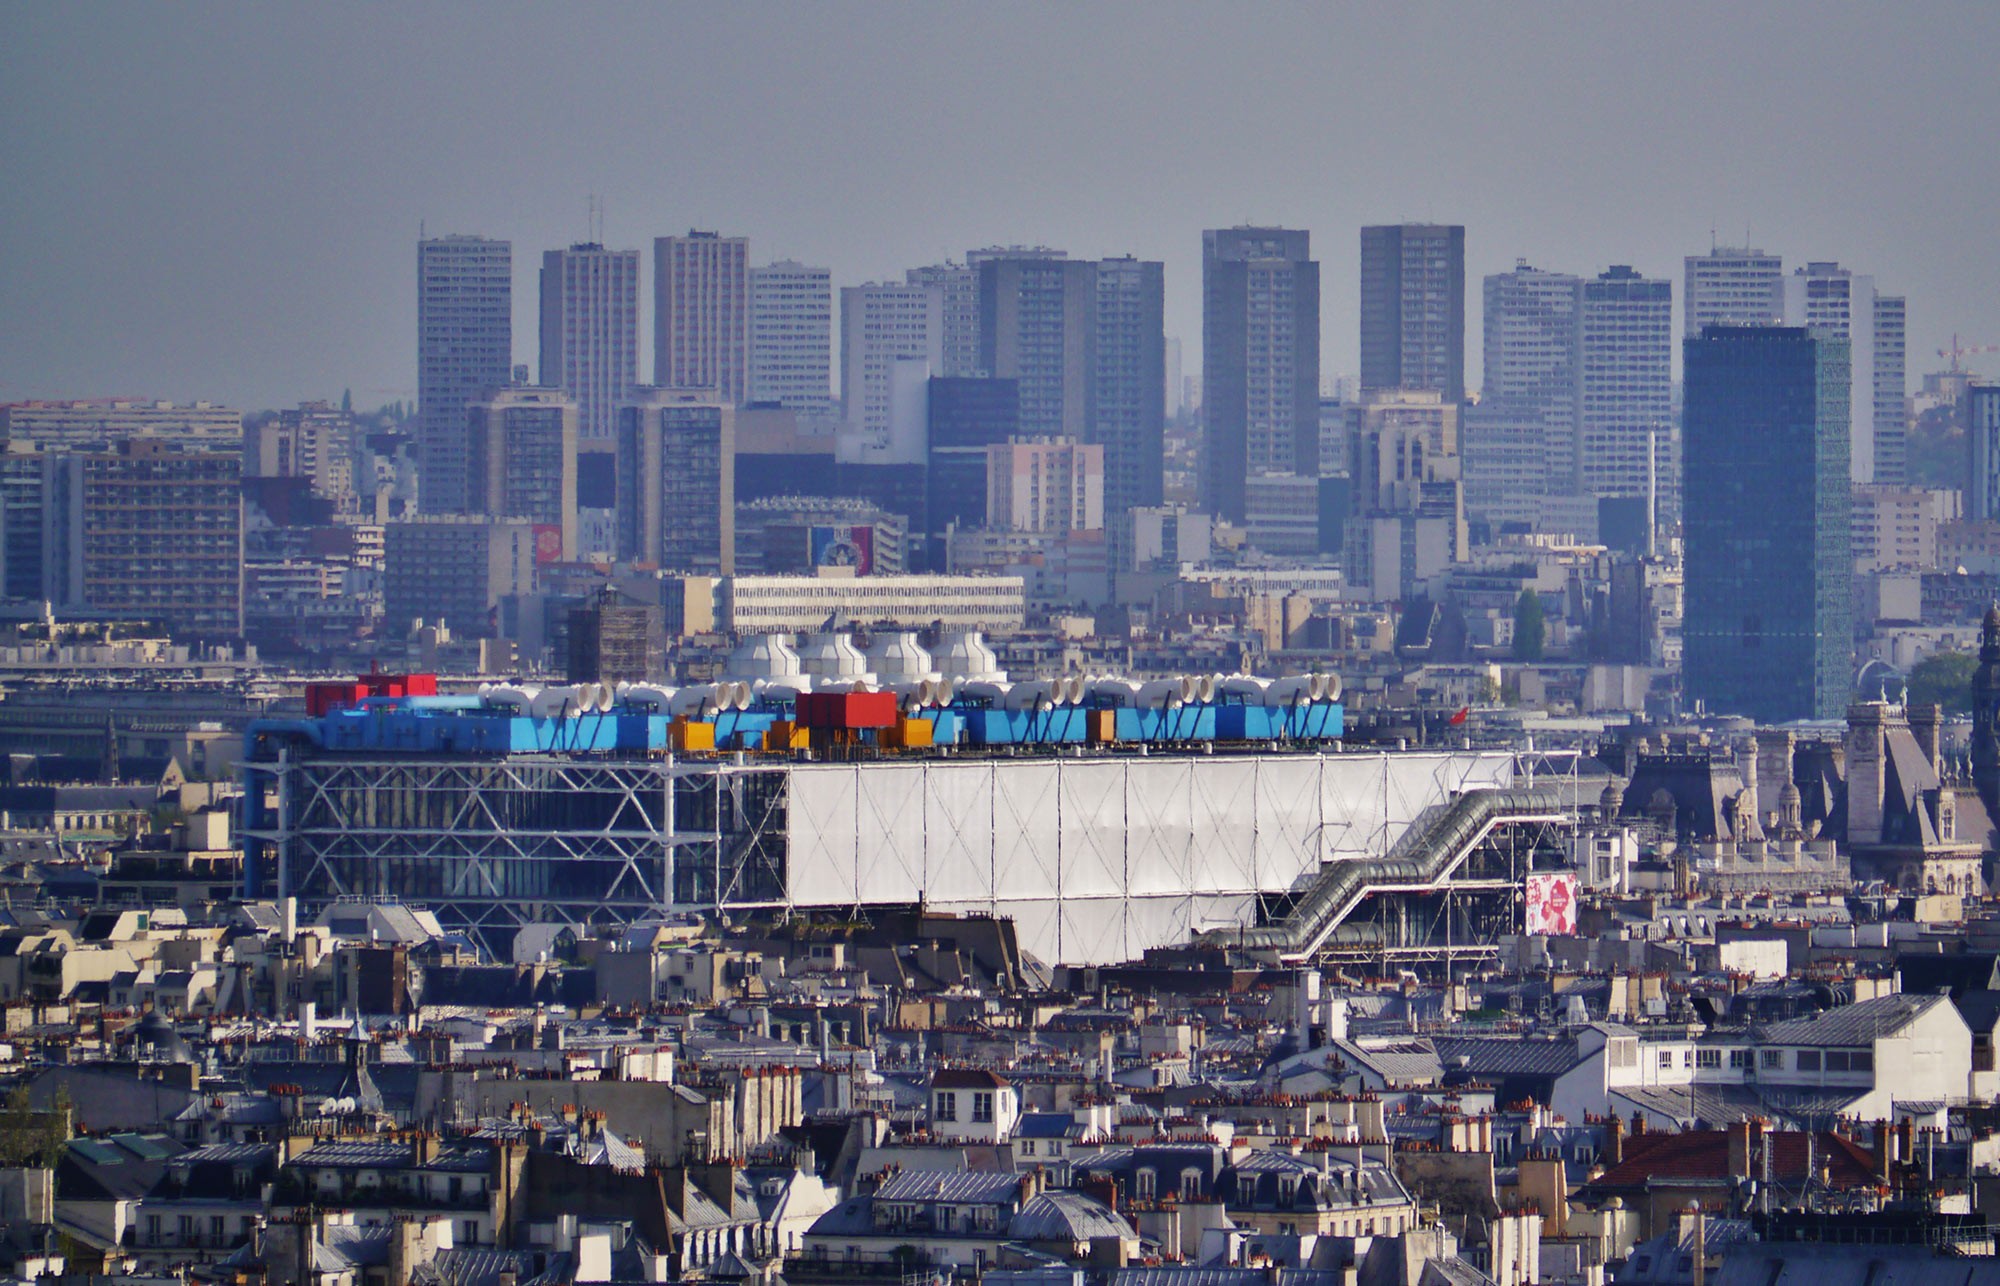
[4, 2, 1998, 407]
[12, 8, 2000, 1285]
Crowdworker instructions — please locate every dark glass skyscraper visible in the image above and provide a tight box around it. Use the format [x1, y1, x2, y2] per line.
[1682, 325, 1851, 722]
[925, 376, 1021, 569]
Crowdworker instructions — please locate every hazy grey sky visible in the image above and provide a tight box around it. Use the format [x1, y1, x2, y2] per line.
[3, 2, 1997, 411]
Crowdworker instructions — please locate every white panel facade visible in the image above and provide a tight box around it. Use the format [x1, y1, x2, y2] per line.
[994, 762, 1063, 902]
[1189, 760, 1260, 896]
[1054, 764, 1124, 900]
[785, 767, 860, 905]
[855, 764, 926, 905]
[1255, 757, 1325, 890]
[776, 750, 1514, 965]
[1124, 761, 1194, 897]
[921, 764, 996, 905]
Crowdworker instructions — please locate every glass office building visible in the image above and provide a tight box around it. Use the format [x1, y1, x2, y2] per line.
[1683, 325, 1851, 722]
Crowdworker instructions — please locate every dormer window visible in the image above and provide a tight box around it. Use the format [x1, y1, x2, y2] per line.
[1180, 1168, 1203, 1200]
[1135, 1168, 1156, 1200]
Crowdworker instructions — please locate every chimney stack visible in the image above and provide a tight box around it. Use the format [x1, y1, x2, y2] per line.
[1604, 1113, 1624, 1167]
[1726, 1120, 1753, 1180]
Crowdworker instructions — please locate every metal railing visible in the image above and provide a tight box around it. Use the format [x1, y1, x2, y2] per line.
[1204, 787, 1567, 962]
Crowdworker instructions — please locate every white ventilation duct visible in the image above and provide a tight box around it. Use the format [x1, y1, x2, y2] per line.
[797, 632, 875, 686]
[669, 684, 728, 718]
[1218, 675, 1272, 701]
[1002, 680, 1057, 712]
[725, 633, 806, 684]
[1264, 676, 1317, 706]
[1136, 677, 1196, 709]
[1087, 679, 1143, 707]
[959, 680, 1013, 707]
[865, 631, 936, 685]
[620, 685, 679, 713]
[483, 686, 536, 713]
[888, 683, 934, 714]
[931, 631, 1006, 684]
[530, 686, 582, 718]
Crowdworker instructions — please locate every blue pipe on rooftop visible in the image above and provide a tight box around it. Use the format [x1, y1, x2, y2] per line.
[357, 695, 488, 712]
[244, 718, 327, 750]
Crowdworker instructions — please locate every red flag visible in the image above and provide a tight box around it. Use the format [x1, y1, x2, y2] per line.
[1448, 706, 1470, 726]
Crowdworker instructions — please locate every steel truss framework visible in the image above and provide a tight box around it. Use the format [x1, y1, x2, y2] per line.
[248, 752, 711, 957]
[241, 745, 1527, 964]
[1307, 814, 1575, 979]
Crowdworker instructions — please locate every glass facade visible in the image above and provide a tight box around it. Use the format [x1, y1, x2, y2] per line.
[1682, 325, 1852, 722]
[256, 753, 791, 958]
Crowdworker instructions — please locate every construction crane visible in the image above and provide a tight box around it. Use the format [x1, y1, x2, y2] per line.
[1939, 334, 2000, 373]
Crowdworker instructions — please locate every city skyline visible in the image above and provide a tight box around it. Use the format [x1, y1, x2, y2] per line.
[4, 5, 1998, 408]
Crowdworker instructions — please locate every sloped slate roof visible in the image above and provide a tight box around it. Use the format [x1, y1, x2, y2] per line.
[1009, 1190, 1135, 1242]
[1431, 1036, 1584, 1077]
[1756, 993, 1947, 1048]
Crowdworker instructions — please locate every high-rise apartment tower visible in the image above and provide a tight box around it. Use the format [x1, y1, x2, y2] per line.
[1201, 227, 1320, 525]
[749, 261, 833, 413]
[418, 235, 512, 514]
[654, 231, 750, 404]
[1360, 224, 1465, 403]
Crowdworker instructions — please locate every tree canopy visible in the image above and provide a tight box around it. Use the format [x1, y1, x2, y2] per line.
[1512, 589, 1546, 663]
[1908, 650, 1977, 714]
